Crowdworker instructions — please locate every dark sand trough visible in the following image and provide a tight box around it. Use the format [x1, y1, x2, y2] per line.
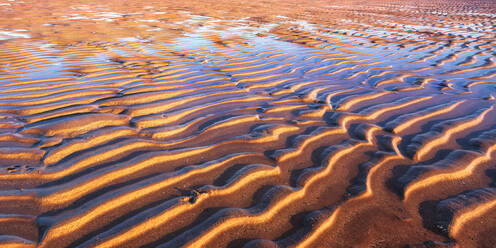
[1, 0, 496, 247]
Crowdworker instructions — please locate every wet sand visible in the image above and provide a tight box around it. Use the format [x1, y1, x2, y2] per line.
[1, 0, 496, 247]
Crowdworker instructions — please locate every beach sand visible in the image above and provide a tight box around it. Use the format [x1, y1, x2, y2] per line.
[0, 0, 496, 247]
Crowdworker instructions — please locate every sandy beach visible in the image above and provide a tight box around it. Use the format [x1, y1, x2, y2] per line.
[1, 0, 496, 247]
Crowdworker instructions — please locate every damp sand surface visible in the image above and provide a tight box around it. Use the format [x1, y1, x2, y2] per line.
[1, 0, 496, 247]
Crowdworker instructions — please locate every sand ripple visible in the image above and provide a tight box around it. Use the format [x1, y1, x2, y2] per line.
[1, 0, 496, 247]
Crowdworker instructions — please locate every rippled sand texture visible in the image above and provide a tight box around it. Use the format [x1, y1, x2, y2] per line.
[1, 0, 496, 247]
